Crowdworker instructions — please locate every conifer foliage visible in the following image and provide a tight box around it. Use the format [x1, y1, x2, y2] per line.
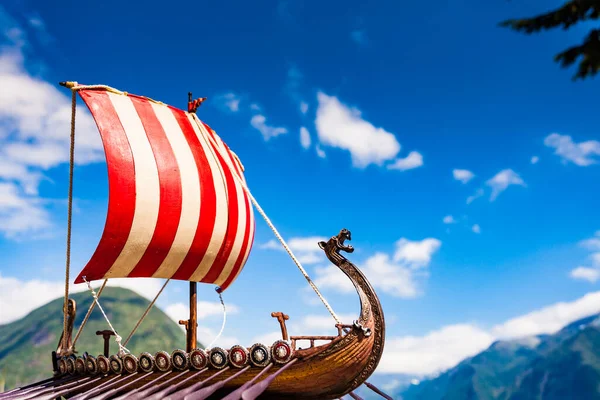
[500, 0, 600, 80]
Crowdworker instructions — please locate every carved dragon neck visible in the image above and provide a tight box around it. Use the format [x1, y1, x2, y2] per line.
[318, 229, 385, 379]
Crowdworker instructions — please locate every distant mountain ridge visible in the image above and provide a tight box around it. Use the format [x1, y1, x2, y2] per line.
[398, 314, 600, 400]
[0, 287, 188, 390]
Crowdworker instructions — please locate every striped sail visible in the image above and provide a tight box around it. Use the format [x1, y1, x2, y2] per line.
[74, 88, 255, 292]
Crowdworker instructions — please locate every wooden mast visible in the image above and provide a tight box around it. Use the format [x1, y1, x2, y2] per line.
[180, 92, 202, 352]
[180, 282, 198, 352]
[188, 282, 197, 351]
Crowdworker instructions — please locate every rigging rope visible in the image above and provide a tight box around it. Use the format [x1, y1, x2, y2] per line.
[71, 279, 108, 349]
[62, 88, 77, 352]
[82, 277, 131, 356]
[122, 279, 170, 347]
[192, 114, 341, 325]
[204, 290, 227, 350]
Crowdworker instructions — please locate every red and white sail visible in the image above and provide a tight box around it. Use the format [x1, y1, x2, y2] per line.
[74, 88, 255, 292]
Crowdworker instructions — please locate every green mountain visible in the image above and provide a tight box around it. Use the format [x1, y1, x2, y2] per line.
[0, 287, 189, 390]
[399, 314, 600, 400]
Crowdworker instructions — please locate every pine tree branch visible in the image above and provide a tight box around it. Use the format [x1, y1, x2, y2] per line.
[554, 29, 600, 79]
[500, 1, 600, 79]
[499, 0, 600, 33]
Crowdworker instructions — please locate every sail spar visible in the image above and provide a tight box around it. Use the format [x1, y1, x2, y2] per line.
[74, 88, 255, 291]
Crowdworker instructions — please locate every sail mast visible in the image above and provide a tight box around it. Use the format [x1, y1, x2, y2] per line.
[182, 92, 200, 353]
[188, 282, 197, 351]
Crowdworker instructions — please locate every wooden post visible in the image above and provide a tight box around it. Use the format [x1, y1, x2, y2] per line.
[271, 312, 290, 341]
[96, 330, 115, 357]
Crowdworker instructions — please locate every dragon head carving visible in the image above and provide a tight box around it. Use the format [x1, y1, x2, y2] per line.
[319, 228, 354, 255]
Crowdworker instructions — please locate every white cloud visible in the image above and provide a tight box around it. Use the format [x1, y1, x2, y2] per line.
[452, 169, 474, 184]
[570, 267, 600, 283]
[0, 11, 104, 238]
[0, 50, 103, 167]
[300, 126, 311, 149]
[531, 156, 539, 164]
[314, 237, 441, 298]
[250, 114, 288, 140]
[314, 92, 403, 168]
[102, 278, 165, 301]
[259, 239, 279, 250]
[214, 92, 241, 112]
[382, 379, 404, 393]
[26, 12, 53, 45]
[490, 291, 600, 339]
[378, 324, 494, 375]
[486, 169, 526, 201]
[0, 273, 164, 324]
[394, 238, 442, 269]
[252, 331, 284, 346]
[196, 326, 239, 349]
[443, 215, 456, 224]
[0, 272, 238, 348]
[0, 181, 50, 238]
[466, 188, 484, 205]
[571, 232, 600, 283]
[387, 151, 423, 171]
[378, 290, 600, 376]
[313, 264, 355, 294]
[361, 253, 421, 298]
[544, 133, 600, 166]
[261, 236, 327, 265]
[300, 101, 308, 115]
[165, 301, 240, 321]
[580, 231, 600, 251]
[472, 224, 481, 234]
[0, 159, 42, 195]
[0, 273, 83, 324]
[316, 145, 326, 158]
[299, 313, 358, 331]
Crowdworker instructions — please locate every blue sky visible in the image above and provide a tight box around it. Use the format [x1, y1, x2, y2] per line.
[1, 0, 600, 383]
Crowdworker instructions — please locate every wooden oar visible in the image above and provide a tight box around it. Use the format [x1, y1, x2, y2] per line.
[220, 364, 273, 400]
[0, 376, 58, 397]
[0, 375, 77, 399]
[166, 367, 231, 400]
[145, 368, 208, 400]
[6, 376, 96, 400]
[88, 372, 152, 400]
[112, 371, 174, 400]
[364, 381, 394, 400]
[241, 358, 298, 400]
[125, 370, 188, 400]
[184, 366, 251, 400]
[69, 374, 134, 400]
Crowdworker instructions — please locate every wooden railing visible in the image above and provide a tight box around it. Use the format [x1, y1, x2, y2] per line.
[290, 324, 353, 350]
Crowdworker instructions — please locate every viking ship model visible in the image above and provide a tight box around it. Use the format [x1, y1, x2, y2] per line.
[0, 82, 393, 400]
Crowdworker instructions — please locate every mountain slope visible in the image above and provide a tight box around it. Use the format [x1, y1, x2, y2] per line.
[505, 325, 600, 399]
[0, 287, 188, 390]
[399, 314, 600, 400]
